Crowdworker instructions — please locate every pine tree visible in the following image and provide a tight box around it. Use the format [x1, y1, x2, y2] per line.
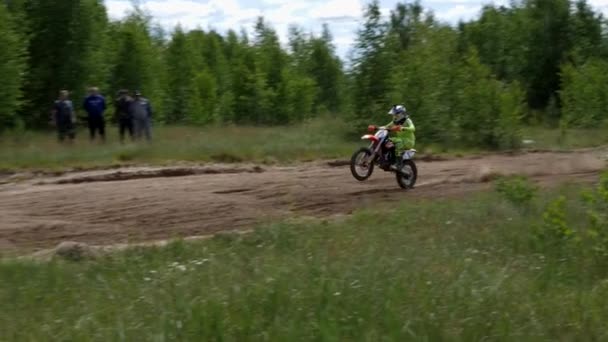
[351, 0, 392, 127]
[165, 25, 198, 123]
[229, 34, 260, 124]
[569, 0, 605, 62]
[452, 49, 523, 148]
[0, 2, 26, 130]
[388, 1, 423, 52]
[389, 23, 460, 145]
[560, 60, 608, 128]
[308, 25, 344, 113]
[523, 0, 571, 110]
[252, 17, 290, 124]
[20, 0, 109, 127]
[108, 8, 165, 122]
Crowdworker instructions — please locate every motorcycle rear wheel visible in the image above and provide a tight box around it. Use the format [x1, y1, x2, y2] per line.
[396, 160, 418, 189]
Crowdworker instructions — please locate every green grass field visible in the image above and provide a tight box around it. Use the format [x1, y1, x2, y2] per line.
[2, 175, 608, 340]
[0, 118, 357, 171]
[1, 119, 606, 171]
[521, 126, 608, 149]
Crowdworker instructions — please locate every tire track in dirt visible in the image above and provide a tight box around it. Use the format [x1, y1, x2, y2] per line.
[0, 149, 606, 251]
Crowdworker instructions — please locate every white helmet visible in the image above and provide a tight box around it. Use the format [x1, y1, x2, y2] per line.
[388, 105, 407, 116]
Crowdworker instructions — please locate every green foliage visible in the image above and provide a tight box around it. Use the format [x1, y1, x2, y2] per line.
[19, 0, 110, 127]
[1, 0, 608, 145]
[314, 27, 344, 112]
[531, 173, 608, 265]
[495, 175, 538, 208]
[164, 26, 198, 124]
[569, 0, 607, 61]
[495, 82, 525, 148]
[451, 49, 524, 148]
[560, 59, 608, 128]
[535, 196, 576, 251]
[389, 24, 458, 144]
[458, 0, 606, 120]
[282, 71, 317, 122]
[458, 5, 527, 82]
[191, 70, 218, 124]
[108, 9, 165, 120]
[386, 22, 524, 148]
[583, 172, 608, 260]
[351, 0, 392, 128]
[523, 0, 571, 110]
[0, 3, 26, 130]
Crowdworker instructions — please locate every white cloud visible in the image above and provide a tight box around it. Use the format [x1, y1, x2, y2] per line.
[434, 4, 482, 22]
[106, 0, 262, 30]
[104, 0, 608, 61]
[588, 0, 608, 13]
[106, 0, 215, 29]
[308, 0, 364, 21]
[105, 0, 131, 18]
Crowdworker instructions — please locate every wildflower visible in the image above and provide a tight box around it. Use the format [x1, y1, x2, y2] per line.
[193, 259, 209, 266]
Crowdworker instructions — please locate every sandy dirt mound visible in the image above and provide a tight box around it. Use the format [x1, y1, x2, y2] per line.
[35, 165, 265, 185]
[0, 149, 605, 252]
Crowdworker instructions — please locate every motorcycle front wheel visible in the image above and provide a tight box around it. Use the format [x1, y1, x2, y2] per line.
[396, 160, 418, 189]
[350, 147, 375, 181]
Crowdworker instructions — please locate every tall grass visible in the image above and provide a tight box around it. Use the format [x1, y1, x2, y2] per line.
[522, 126, 608, 149]
[2, 179, 608, 340]
[0, 119, 606, 171]
[0, 118, 356, 170]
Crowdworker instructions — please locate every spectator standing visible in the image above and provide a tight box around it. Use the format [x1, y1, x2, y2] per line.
[52, 90, 76, 142]
[115, 89, 134, 143]
[83, 87, 106, 142]
[130, 91, 152, 142]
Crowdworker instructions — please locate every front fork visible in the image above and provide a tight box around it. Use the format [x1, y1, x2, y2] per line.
[367, 142, 382, 164]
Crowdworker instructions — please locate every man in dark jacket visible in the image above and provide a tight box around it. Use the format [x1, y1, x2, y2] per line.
[115, 89, 134, 143]
[52, 90, 76, 142]
[83, 87, 106, 141]
[131, 91, 153, 142]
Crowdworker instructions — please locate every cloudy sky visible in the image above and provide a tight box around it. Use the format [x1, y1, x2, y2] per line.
[105, 0, 608, 59]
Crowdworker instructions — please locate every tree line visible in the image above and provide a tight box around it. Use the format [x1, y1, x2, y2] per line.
[0, 0, 344, 129]
[1, 0, 607, 148]
[351, 0, 608, 148]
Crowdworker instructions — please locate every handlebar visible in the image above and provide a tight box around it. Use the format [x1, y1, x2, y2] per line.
[367, 125, 390, 133]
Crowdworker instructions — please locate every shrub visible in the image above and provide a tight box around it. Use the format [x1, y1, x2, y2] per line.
[495, 175, 538, 208]
[583, 172, 608, 260]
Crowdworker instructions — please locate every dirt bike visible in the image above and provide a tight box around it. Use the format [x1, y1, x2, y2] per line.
[350, 125, 418, 189]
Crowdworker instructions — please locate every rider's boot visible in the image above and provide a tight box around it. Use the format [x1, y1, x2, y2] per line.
[388, 150, 398, 171]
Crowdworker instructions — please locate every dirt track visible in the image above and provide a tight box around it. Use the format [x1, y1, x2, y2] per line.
[1, 149, 606, 252]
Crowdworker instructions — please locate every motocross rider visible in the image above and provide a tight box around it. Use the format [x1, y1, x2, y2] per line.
[385, 105, 415, 168]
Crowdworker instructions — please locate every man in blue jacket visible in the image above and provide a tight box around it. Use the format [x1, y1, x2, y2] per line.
[83, 87, 107, 142]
